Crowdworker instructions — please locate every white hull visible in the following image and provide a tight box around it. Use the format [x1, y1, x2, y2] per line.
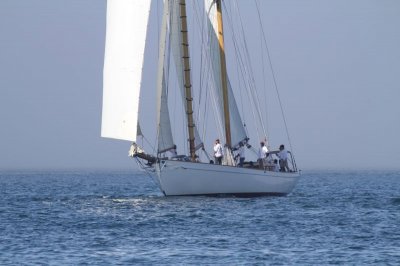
[151, 160, 300, 196]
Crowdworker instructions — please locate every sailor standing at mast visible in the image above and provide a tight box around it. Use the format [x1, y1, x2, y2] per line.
[214, 139, 224, 165]
[258, 141, 268, 168]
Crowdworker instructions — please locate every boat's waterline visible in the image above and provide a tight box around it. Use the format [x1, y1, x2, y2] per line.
[151, 160, 300, 196]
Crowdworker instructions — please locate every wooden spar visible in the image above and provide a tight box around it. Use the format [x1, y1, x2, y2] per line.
[179, 0, 196, 160]
[216, 0, 231, 148]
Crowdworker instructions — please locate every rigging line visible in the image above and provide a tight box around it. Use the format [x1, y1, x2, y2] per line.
[202, 33, 222, 143]
[178, 1, 207, 149]
[199, 3, 210, 142]
[258, 3, 270, 141]
[224, 1, 246, 126]
[230, 0, 256, 139]
[191, 4, 209, 152]
[219, 2, 248, 137]
[185, 2, 201, 142]
[155, 0, 162, 153]
[205, 14, 225, 141]
[202, 1, 224, 145]
[207, 59, 223, 140]
[134, 158, 156, 184]
[209, 76, 225, 143]
[173, 1, 186, 154]
[227, 2, 253, 139]
[139, 134, 156, 156]
[189, 1, 199, 119]
[195, 8, 209, 144]
[233, 0, 268, 140]
[201, 50, 210, 137]
[254, 0, 294, 153]
[192, 0, 206, 132]
[217, 2, 255, 147]
[156, 0, 172, 153]
[156, 0, 160, 59]
[163, 3, 174, 151]
[200, 69, 209, 144]
[169, 0, 192, 154]
[193, 1, 207, 145]
[192, 1, 202, 123]
[206, 2, 226, 142]
[169, 0, 178, 147]
[179, 85, 188, 154]
[200, 5, 226, 144]
[223, 0, 262, 141]
[224, 0, 262, 137]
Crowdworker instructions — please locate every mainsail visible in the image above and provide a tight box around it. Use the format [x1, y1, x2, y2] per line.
[204, 0, 247, 148]
[102, 0, 151, 141]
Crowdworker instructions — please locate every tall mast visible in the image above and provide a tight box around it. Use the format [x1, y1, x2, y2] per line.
[179, 0, 196, 160]
[216, 0, 231, 148]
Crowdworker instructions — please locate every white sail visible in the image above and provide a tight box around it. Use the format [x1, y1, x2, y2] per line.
[204, 0, 247, 147]
[158, 78, 176, 152]
[157, 0, 175, 153]
[102, 0, 151, 141]
[170, 0, 204, 150]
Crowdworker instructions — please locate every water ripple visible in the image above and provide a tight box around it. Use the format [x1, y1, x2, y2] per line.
[0, 170, 399, 265]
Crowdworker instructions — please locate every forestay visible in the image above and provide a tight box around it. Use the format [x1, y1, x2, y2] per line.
[102, 0, 151, 141]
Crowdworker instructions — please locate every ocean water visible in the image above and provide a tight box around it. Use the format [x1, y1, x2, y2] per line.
[0, 170, 399, 265]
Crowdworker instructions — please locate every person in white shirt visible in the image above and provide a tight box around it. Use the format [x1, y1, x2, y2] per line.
[258, 141, 268, 168]
[213, 139, 223, 165]
[277, 144, 290, 172]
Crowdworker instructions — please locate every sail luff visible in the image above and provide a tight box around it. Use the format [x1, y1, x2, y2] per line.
[101, 0, 152, 142]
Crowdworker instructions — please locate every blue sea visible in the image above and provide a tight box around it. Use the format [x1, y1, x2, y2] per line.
[0, 170, 399, 265]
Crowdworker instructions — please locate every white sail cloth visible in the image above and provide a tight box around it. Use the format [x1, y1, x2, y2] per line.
[157, 0, 175, 153]
[204, 0, 247, 148]
[102, 0, 151, 141]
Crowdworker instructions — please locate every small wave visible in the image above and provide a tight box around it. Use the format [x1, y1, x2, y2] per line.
[390, 197, 400, 205]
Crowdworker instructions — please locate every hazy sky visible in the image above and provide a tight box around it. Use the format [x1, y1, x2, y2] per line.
[0, 0, 399, 170]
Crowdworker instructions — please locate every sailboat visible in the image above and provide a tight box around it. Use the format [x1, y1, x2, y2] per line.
[101, 0, 300, 196]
